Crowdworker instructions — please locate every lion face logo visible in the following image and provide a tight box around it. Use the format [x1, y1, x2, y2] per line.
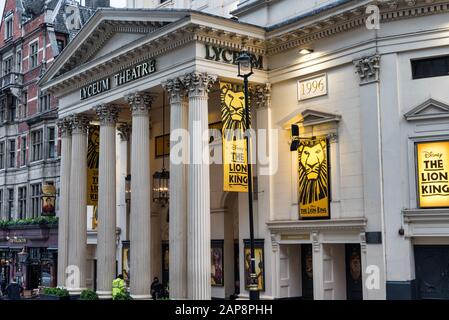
[221, 83, 248, 135]
[298, 139, 328, 205]
[87, 126, 99, 169]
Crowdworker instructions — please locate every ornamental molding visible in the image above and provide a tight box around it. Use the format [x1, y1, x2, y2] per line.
[266, 0, 449, 55]
[69, 114, 90, 135]
[404, 98, 449, 121]
[162, 78, 186, 103]
[180, 72, 218, 98]
[117, 123, 132, 141]
[354, 54, 381, 85]
[266, 218, 367, 232]
[94, 104, 120, 126]
[127, 92, 156, 116]
[57, 20, 167, 76]
[251, 83, 272, 110]
[57, 117, 73, 137]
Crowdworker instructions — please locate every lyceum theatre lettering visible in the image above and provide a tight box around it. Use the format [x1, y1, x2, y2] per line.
[80, 59, 156, 100]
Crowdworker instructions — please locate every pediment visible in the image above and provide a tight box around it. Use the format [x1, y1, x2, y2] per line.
[41, 9, 189, 84]
[299, 109, 341, 127]
[404, 98, 449, 121]
[279, 108, 341, 129]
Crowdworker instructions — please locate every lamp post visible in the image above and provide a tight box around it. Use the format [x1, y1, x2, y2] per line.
[236, 50, 259, 300]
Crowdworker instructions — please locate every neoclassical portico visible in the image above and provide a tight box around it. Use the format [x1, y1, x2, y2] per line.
[41, 8, 267, 300]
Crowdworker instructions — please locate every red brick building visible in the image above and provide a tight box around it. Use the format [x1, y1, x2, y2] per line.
[0, 0, 106, 291]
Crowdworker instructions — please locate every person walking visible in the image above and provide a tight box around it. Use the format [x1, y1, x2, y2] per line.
[112, 274, 126, 299]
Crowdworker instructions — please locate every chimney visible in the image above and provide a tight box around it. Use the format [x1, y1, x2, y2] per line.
[84, 0, 110, 8]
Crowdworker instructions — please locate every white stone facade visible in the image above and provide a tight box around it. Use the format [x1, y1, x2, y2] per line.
[38, 1, 449, 299]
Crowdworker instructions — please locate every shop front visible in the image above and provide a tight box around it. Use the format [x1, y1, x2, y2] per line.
[0, 225, 58, 290]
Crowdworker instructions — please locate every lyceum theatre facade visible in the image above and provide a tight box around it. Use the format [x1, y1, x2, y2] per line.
[39, 0, 449, 300]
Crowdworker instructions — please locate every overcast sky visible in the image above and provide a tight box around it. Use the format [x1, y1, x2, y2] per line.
[0, 0, 128, 19]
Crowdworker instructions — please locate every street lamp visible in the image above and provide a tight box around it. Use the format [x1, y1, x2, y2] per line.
[236, 50, 259, 300]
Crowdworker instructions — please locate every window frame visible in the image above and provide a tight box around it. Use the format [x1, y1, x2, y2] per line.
[31, 183, 41, 218]
[20, 135, 26, 166]
[18, 186, 26, 219]
[4, 15, 13, 40]
[7, 188, 14, 220]
[31, 129, 43, 162]
[8, 138, 15, 168]
[411, 55, 449, 80]
[47, 127, 55, 159]
[29, 40, 39, 69]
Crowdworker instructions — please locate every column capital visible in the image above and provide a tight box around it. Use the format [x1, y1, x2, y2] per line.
[353, 54, 380, 85]
[252, 82, 271, 110]
[95, 104, 120, 126]
[162, 78, 186, 104]
[127, 92, 156, 117]
[180, 72, 217, 98]
[57, 117, 72, 137]
[69, 114, 90, 135]
[117, 123, 132, 141]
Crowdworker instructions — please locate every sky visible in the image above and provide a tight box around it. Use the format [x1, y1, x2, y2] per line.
[0, 0, 128, 19]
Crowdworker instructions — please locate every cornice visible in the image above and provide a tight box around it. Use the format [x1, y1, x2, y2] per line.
[266, 0, 449, 55]
[267, 218, 367, 232]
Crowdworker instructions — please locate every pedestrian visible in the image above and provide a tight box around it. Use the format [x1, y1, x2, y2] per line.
[150, 277, 162, 300]
[5, 280, 22, 300]
[112, 274, 126, 299]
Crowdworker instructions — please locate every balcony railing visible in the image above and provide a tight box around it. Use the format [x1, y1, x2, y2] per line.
[1, 72, 23, 88]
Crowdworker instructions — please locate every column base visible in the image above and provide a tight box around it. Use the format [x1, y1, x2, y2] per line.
[130, 293, 152, 300]
[68, 287, 87, 296]
[96, 290, 113, 300]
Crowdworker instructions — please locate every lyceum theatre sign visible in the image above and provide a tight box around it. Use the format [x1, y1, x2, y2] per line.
[80, 59, 156, 100]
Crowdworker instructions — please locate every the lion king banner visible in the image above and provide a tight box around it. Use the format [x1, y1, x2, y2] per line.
[298, 137, 330, 219]
[87, 125, 99, 206]
[221, 81, 248, 192]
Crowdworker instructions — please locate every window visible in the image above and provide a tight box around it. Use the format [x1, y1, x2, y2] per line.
[39, 93, 50, 112]
[21, 91, 28, 119]
[31, 183, 41, 218]
[21, 136, 26, 166]
[9, 96, 16, 121]
[7, 188, 13, 220]
[0, 141, 4, 169]
[0, 98, 5, 123]
[30, 42, 38, 69]
[3, 57, 12, 75]
[0, 189, 3, 220]
[5, 16, 13, 40]
[18, 186, 26, 219]
[412, 56, 449, 79]
[8, 139, 15, 168]
[57, 40, 65, 54]
[31, 130, 43, 161]
[16, 50, 22, 73]
[47, 127, 55, 159]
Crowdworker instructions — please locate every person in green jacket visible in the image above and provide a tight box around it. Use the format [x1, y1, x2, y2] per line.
[112, 274, 126, 299]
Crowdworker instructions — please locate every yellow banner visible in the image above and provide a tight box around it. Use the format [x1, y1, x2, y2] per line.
[417, 141, 449, 208]
[221, 81, 248, 192]
[87, 125, 99, 206]
[298, 138, 330, 219]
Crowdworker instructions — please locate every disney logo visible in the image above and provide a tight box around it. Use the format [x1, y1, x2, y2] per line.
[424, 151, 443, 159]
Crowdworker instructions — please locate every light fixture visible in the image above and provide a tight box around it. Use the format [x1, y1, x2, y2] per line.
[17, 248, 28, 264]
[236, 50, 254, 78]
[299, 48, 314, 55]
[152, 91, 170, 206]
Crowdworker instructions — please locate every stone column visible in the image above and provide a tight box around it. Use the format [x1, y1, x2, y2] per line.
[162, 78, 188, 299]
[181, 72, 217, 300]
[127, 93, 154, 299]
[67, 114, 90, 294]
[57, 117, 72, 287]
[95, 104, 119, 299]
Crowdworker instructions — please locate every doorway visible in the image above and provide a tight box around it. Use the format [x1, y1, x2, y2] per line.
[415, 245, 449, 300]
[27, 264, 41, 289]
[301, 244, 313, 299]
[345, 244, 363, 300]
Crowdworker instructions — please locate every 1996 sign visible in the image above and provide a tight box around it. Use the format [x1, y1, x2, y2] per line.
[297, 73, 327, 101]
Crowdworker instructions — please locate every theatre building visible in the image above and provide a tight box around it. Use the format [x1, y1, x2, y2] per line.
[39, 0, 449, 300]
